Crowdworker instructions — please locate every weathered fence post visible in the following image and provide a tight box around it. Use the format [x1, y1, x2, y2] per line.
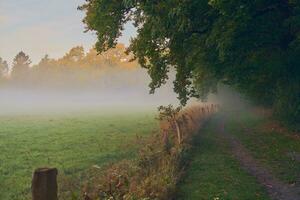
[32, 168, 58, 200]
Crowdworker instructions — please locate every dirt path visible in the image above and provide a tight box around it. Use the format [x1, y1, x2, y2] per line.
[217, 118, 300, 200]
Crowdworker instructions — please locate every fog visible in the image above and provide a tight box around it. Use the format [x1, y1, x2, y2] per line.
[0, 68, 179, 115]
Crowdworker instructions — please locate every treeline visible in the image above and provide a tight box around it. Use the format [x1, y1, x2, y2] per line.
[0, 44, 139, 88]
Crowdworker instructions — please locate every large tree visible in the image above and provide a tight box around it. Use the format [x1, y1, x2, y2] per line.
[80, 0, 300, 126]
[11, 51, 31, 80]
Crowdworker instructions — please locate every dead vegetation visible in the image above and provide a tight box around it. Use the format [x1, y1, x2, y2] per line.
[74, 103, 219, 200]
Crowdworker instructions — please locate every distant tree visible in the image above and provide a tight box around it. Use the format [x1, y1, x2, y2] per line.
[11, 51, 31, 80]
[58, 46, 85, 67]
[83, 44, 137, 69]
[32, 54, 55, 79]
[24, 45, 139, 88]
[38, 54, 51, 66]
[0, 57, 8, 80]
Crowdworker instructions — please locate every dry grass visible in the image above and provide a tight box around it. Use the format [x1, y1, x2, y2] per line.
[76, 103, 219, 200]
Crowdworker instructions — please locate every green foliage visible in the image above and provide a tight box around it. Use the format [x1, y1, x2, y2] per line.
[81, 0, 300, 126]
[158, 105, 183, 145]
[157, 105, 182, 121]
[274, 78, 300, 128]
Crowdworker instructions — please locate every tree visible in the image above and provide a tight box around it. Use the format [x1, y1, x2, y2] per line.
[31, 54, 56, 82]
[58, 46, 85, 67]
[80, 0, 300, 127]
[83, 44, 138, 69]
[158, 105, 183, 145]
[0, 57, 8, 80]
[38, 54, 51, 66]
[11, 51, 31, 80]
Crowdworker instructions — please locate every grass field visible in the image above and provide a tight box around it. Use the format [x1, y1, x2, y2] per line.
[0, 108, 158, 200]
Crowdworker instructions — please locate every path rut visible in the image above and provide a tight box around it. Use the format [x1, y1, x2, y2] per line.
[217, 118, 300, 200]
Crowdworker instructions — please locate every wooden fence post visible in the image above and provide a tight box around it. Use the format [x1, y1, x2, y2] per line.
[32, 168, 58, 200]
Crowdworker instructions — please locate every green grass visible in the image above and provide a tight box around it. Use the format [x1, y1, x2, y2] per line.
[224, 110, 300, 184]
[178, 117, 270, 200]
[0, 108, 158, 200]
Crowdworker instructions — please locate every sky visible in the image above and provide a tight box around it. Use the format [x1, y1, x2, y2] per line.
[0, 0, 136, 65]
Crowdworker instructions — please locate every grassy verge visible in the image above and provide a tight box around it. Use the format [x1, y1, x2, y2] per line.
[0, 109, 158, 200]
[224, 110, 300, 184]
[178, 117, 270, 200]
[82, 104, 213, 200]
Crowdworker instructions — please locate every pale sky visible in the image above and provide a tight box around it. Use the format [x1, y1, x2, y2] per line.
[0, 0, 136, 65]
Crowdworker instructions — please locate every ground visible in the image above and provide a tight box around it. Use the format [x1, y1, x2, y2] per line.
[1, 106, 299, 200]
[178, 108, 300, 200]
[0, 108, 158, 200]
